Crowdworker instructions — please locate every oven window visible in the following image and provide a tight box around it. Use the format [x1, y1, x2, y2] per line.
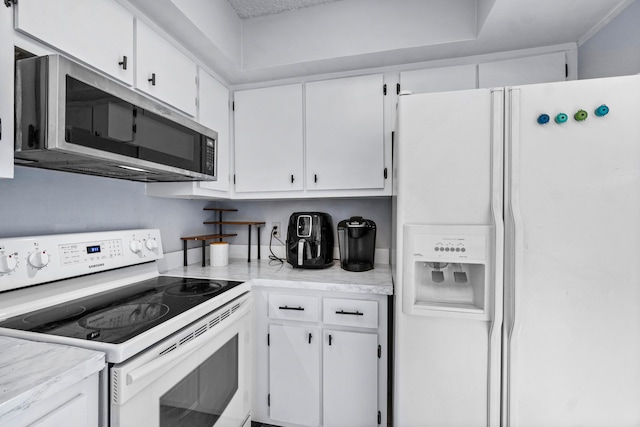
[159, 334, 238, 426]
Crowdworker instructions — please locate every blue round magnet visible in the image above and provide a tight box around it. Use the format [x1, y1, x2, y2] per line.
[537, 114, 550, 125]
[595, 104, 609, 117]
[555, 113, 568, 124]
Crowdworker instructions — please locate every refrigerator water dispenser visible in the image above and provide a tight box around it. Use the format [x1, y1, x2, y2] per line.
[403, 224, 494, 319]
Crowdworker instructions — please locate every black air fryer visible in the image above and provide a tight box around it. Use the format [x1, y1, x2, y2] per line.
[286, 212, 334, 269]
[337, 216, 376, 272]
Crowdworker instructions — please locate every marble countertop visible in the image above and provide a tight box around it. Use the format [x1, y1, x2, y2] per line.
[0, 336, 105, 424]
[163, 259, 394, 295]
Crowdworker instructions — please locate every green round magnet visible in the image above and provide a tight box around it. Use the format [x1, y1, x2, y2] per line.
[574, 109, 588, 121]
[555, 113, 568, 124]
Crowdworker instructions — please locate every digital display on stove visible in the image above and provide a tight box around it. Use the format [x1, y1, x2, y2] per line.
[86, 245, 101, 254]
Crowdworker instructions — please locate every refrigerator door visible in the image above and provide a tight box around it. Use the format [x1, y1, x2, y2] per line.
[394, 88, 504, 427]
[504, 75, 640, 426]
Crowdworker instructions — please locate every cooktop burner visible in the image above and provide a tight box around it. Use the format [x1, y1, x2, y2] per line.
[0, 276, 243, 344]
[164, 280, 224, 297]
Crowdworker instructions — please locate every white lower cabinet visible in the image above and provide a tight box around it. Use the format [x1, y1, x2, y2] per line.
[323, 330, 379, 427]
[5, 372, 100, 427]
[253, 287, 388, 427]
[269, 324, 321, 426]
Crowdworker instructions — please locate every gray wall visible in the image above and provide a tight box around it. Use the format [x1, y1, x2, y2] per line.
[0, 166, 211, 253]
[0, 166, 392, 254]
[578, 0, 640, 79]
[210, 198, 392, 249]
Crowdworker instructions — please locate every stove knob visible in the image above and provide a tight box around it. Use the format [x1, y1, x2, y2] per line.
[0, 254, 18, 274]
[28, 251, 50, 269]
[145, 238, 158, 251]
[129, 240, 143, 254]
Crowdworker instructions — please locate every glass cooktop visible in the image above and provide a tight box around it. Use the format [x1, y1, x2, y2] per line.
[0, 276, 242, 344]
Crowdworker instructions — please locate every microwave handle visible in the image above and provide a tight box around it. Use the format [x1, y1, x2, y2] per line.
[126, 300, 250, 386]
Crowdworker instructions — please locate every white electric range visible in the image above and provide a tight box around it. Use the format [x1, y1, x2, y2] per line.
[0, 229, 251, 427]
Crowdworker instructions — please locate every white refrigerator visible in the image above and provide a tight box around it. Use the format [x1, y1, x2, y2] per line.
[393, 75, 640, 426]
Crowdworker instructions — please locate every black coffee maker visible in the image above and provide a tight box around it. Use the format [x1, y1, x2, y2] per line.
[286, 212, 334, 269]
[337, 216, 376, 272]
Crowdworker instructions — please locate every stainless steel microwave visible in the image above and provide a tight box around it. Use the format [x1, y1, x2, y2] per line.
[15, 55, 217, 182]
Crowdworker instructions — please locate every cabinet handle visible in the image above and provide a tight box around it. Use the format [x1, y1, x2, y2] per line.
[118, 56, 128, 70]
[291, 174, 294, 183]
[308, 333, 312, 344]
[278, 305, 304, 311]
[314, 174, 318, 183]
[328, 334, 333, 346]
[336, 310, 364, 316]
[148, 73, 156, 86]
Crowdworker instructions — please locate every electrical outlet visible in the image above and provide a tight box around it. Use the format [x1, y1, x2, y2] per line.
[271, 222, 281, 238]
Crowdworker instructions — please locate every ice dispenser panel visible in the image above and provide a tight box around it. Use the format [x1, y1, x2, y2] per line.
[403, 224, 494, 320]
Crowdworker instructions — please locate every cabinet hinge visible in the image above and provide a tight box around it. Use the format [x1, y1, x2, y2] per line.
[267, 333, 270, 346]
[383, 84, 387, 96]
[268, 394, 271, 407]
[396, 83, 401, 95]
[4, 0, 16, 7]
[378, 345, 382, 358]
[378, 411, 382, 425]
[383, 168, 388, 179]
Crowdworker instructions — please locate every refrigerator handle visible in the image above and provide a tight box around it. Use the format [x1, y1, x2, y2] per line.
[487, 88, 505, 427]
[503, 87, 524, 425]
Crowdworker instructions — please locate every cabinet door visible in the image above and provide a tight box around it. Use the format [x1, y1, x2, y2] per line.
[198, 70, 230, 192]
[0, 5, 13, 178]
[306, 74, 385, 191]
[135, 20, 197, 116]
[234, 84, 304, 193]
[15, 0, 133, 85]
[400, 64, 477, 94]
[478, 52, 566, 88]
[323, 330, 379, 427]
[269, 324, 320, 426]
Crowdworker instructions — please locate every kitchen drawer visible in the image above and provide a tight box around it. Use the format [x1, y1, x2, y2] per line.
[268, 294, 320, 322]
[323, 298, 378, 328]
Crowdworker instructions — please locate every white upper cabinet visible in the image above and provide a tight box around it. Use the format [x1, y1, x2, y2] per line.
[14, 0, 134, 85]
[135, 20, 197, 116]
[197, 70, 231, 193]
[233, 84, 304, 193]
[145, 68, 231, 199]
[478, 52, 567, 88]
[305, 74, 385, 191]
[0, 5, 13, 179]
[400, 64, 477, 94]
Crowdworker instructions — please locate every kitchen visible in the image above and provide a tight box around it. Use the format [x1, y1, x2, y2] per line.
[0, 0, 639, 426]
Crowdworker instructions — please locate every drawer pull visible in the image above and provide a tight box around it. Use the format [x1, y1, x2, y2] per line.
[279, 305, 305, 311]
[308, 333, 312, 344]
[336, 310, 364, 316]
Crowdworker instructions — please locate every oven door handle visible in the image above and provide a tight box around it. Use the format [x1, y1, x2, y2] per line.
[126, 301, 250, 386]
[126, 341, 202, 386]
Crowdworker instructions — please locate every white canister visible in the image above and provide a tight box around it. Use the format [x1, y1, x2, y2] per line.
[210, 242, 229, 267]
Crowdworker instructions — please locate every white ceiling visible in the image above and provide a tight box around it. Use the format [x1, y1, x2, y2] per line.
[226, 0, 342, 19]
[124, 0, 636, 85]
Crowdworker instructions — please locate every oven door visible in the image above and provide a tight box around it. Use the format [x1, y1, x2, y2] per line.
[110, 294, 251, 427]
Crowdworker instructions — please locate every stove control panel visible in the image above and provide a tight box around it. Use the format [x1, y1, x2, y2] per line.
[0, 229, 163, 292]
